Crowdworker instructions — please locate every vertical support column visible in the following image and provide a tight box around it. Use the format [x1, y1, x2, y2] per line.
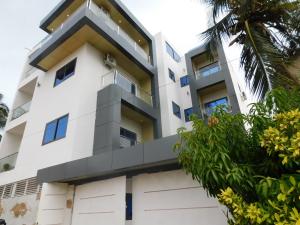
[36, 183, 74, 225]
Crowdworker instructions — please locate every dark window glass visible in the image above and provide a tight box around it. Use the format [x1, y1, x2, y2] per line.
[184, 108, 193, 122]
[43, 121, 57, 144]
[168, 69, 175, 82]
[166, 42, 180, 62]
[42, 115, 69, 145]
[56, 115, 69, 139]
[172, 101, 181, 119]
[205, 97, 228, 115]
[120, 127, 137, 147]
[126, 193, 132, 220]
[54, 58, 77, 87]
[180, 75, 190, 87]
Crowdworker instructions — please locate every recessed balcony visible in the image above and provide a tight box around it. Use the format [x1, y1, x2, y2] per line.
[29, 0, 153, 72]
[120, 104, 154, 148]
[0, 153, 18, 173]
[102, 70, 153, 106]
[195, 62, 221, 80]
[11, 101, 31, 121]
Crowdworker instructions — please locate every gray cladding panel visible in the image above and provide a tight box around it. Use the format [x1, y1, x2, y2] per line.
[37, 135, 179, 183]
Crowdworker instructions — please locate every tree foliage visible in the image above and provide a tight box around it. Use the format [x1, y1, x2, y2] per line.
[0, 93, 9, 141]
[175, 88, 300, 224]
[201, 0, 300, 99]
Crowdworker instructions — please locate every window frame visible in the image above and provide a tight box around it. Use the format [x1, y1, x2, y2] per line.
[184, 108, 193, 122]
[166, 42, 180, 62]
[172, 101, 181, 119]
[54, 58, 77, 87]
[204, 97, 229, 115]
[180, 75, 190, 87]
[42, 114, 69, 145]
[168, 69, 176, 82]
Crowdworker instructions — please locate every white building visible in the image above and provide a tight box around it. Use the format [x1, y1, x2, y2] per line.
[0, 1, 247, 225]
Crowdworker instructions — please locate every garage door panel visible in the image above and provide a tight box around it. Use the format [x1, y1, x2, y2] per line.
[138, 207, 226, 225]
[72, 176, 126, 225]
[75, 195, 119, 213]
[132, 170, 227, 225]
[141, 187, 219, 209]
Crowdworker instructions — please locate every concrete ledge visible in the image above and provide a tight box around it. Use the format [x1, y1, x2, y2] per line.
[37, 135, 179, 184]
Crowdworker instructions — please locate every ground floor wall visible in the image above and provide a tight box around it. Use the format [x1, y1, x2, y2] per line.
[0, 193, 39, 225]
[0, 170, 227, 225]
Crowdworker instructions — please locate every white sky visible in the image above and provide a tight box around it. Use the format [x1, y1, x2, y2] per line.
[0, 0, 249, 108]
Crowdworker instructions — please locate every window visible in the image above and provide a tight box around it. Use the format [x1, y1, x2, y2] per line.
[204, 97, 228, 116]
[180, 75, 190, 87]
[126, 193, 132, 220]
[184, 108, 193, 122]
[172, 102, 181, 119]
[42, 115, 69, 145]
[120, 127, 137, 148]
[54, 58, 77, 86]
[195, 62, 221, 79]
[166, 42, 180, 62]
[168, 69, 176, 82]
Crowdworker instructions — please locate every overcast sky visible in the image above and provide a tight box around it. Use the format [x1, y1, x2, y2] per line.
[0, 0, 247, 108]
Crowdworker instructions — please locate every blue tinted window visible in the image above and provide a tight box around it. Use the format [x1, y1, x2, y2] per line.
[168, 69, 176, 82]
[205, 97, 228, 115]
[172, 102, 181, 119]
[54, 59, 77, 87]
[42, 115, 69, 145]
[43, 121, 57, 144]
[184, 108, 193, 122]
[126, 193, 132, 220]
[166, 42, 180, 62]
[180, 75, 190, 87]
[56, 115, 69, 139]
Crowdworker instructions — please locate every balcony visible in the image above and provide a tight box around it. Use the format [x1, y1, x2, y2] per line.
[102, 70, 153, 106]
[11, 101, 31, 121]
[195, 62, 221, 80]
[0, 153, 18, 173]
[29, 0, 150, 65]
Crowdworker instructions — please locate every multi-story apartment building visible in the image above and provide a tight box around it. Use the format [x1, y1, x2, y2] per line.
[0, 1, 247, 225]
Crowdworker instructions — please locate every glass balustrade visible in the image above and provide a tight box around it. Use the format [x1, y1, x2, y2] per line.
[102, 70, 153, 106]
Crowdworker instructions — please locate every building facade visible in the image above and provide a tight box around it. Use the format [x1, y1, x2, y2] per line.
[0, 1, 247, 225]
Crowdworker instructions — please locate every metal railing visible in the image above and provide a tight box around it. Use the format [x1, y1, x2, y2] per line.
[102, 70, 153, 106]
[0, 153, 18, 173]
[120, 136, 139, 148]
[29, 0, 149, 62]
[195, 62, 221, 80]
[11, 101, 31, 121]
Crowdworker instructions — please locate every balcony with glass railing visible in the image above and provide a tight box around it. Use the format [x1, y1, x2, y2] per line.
[11, 101, 31, 121]
[102, 70, 153, 106]
[29, 0, 150, 62]
[0, 153, 18, 173]
[195, 62, 221, 80]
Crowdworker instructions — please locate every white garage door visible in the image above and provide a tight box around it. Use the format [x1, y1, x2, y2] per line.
[132, 170, 227, 225]
[72, 176, 126, 225]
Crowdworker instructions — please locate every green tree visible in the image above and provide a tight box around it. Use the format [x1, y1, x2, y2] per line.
[202, 0, 300, 99]
[0, 93, 9, 141]
[175, 88, 300, 224]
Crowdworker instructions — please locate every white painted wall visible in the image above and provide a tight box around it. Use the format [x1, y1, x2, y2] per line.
[155, 33, 193, 137]
[0, 43, 147, 186]
[132, 170, 227, 225]
[72, 176, 126, 225]
[37, 183, 74, 225]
